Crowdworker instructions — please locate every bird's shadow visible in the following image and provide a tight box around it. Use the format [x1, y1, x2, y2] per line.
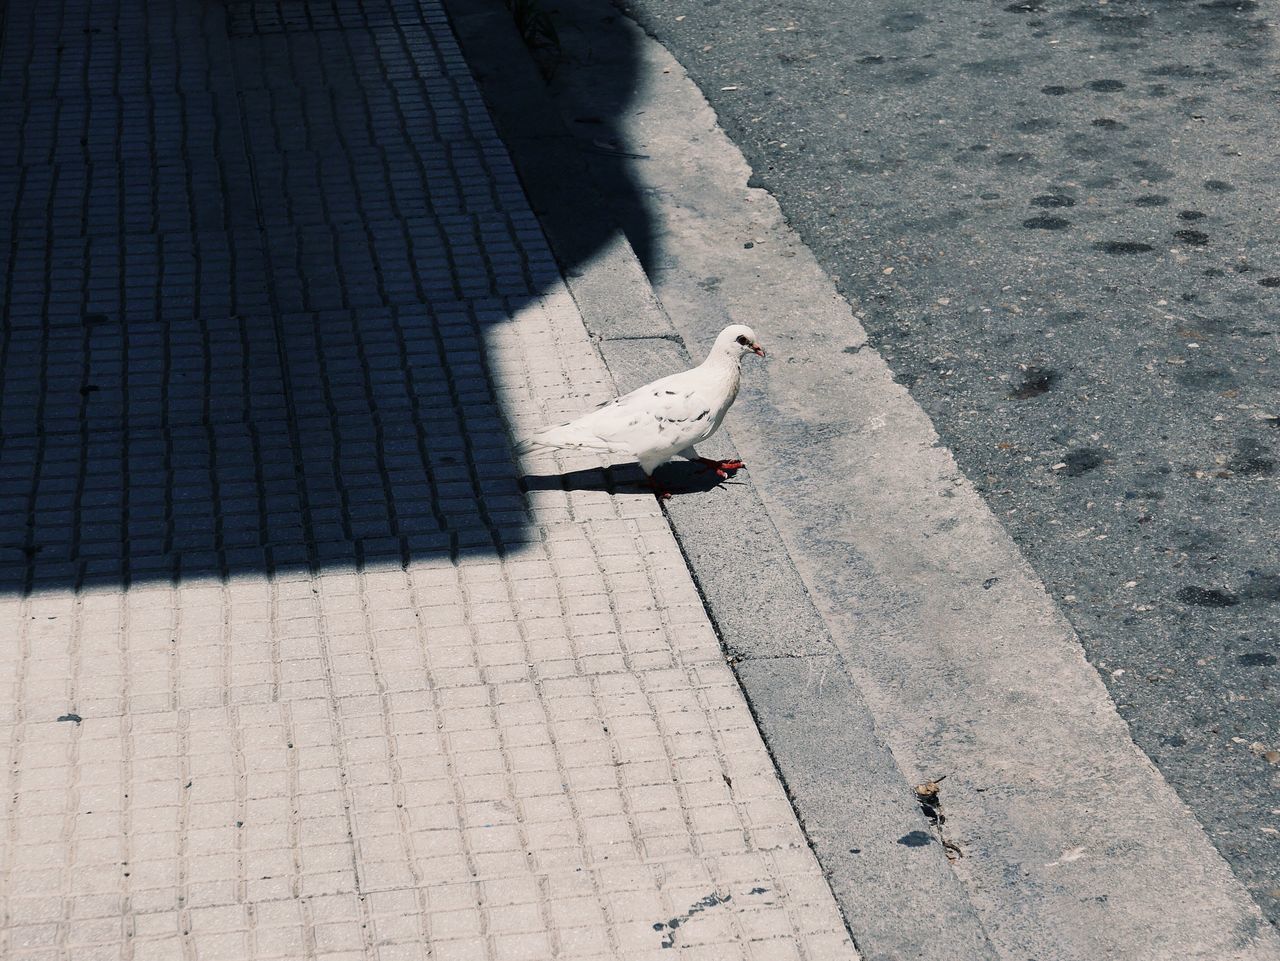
[520, 461, 738, 497]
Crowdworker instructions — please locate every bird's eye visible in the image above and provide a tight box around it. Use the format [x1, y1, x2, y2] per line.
[736, 335, 749, 346]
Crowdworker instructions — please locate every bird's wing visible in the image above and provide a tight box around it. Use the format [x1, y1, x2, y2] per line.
[520, 368, 717, 458]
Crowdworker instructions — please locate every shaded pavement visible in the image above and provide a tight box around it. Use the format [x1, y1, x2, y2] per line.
[0, 1, 858, 959]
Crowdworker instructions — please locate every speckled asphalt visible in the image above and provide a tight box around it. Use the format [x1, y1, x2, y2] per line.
[610, 0, 1280, 924]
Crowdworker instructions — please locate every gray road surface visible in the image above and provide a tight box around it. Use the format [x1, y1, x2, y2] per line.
[603, 0, 1280, 923]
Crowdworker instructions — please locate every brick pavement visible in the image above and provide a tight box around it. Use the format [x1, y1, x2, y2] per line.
[0, 1, 858, 958]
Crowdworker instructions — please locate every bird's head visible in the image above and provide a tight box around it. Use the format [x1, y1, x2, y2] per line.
[715, 324, 766, 360]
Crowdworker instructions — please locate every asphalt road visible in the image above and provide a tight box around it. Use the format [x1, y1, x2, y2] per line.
[609, 0, 1280, 923]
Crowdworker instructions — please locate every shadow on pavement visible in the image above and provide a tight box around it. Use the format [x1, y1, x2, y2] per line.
[521, 462, 734, 498]
[0, 0, 650, 595]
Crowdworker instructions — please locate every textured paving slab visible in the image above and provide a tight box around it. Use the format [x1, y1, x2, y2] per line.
[0, 1, 857, 959]
[0, 475, 857, 961]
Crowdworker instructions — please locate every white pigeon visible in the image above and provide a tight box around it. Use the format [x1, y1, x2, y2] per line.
[516, 324, 766, 497]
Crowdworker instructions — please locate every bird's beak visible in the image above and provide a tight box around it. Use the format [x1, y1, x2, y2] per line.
[751, 342, 766, 358]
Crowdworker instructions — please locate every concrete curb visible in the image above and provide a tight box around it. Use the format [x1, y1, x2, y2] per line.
[441, 1, 999, 959]
[601, 340, 998, 961]
[508, 2, 1280, 959]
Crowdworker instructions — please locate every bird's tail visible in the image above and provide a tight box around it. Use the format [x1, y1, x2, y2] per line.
[514, 424, 625, 457]
[514, 424, 571, 455]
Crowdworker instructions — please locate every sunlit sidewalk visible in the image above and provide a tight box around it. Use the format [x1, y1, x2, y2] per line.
[0, 0, 857, 958]
[2, 300, 857, 960]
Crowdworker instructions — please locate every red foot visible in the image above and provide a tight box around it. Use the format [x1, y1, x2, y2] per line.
[695, 457, 746, 479]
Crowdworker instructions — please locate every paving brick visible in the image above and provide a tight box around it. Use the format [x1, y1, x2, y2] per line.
[0, 0, 856, 958]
